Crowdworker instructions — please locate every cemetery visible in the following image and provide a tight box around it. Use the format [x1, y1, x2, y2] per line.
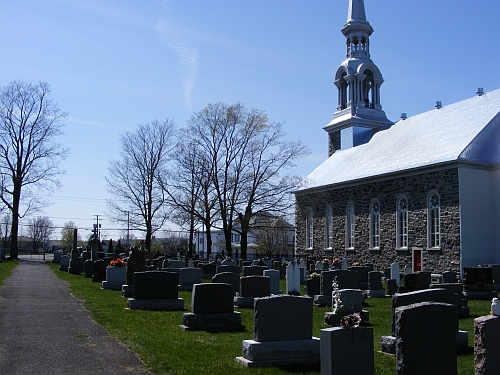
[5, 252, 487, 375]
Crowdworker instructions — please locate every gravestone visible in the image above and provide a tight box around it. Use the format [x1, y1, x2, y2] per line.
[285, 260, 300, 295]
[235, 295, 320, 367]
[201, 262, 217, 279]
[349, 266, 370, 289]
[384, 267, 391, 279]
[180, 283, 245, 332]
[341, 259, 348, 270]
[52, 250, 62, 263]
[212, 272, 240, 295]
[315, 261, 323, 271]
[442, 271, 457, 284]
[243, 265, 267, 276]
[127, 271, 184, 311]
[102, 265, 127, 290]
[92, 259, 106, 283]
[431, 283, 469, 317]
[474, 315, 500, 375]
[58, 255, 70, 272]
[316, 270, 360, 306]
[216, 265, 240, 275]
[273, 261, 286, 279]
[122, 247, 146, 297]
[84, 259, 94, 278]
[234, 276, 271, 308]
[387, 279, 398, 295]
[321, 326, 374, 375]
[464, 267, 498, 300]
[179, 267, 202, 291]
[264, 269, 282, 295]
[403, 265, 412, 274]
[167, 259, 185, 269]
[381, 288, 467, 354]
[306, 276, 320, 297]
[221, 259, 236, 266]
[391, 263, 400, 287]
[367, 271, 385, 298]
[395, 302, 457, 375]
[404, 272, 429, 293]
[324, 288, 369, 326]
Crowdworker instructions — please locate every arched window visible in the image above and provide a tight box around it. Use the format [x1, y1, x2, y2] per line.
[428, 192, 440, 248]
[396, 196, 408, 249]
[325, 205, 333, 249]
[306, 208, 313, 249]
[370, 199, 380, 249]
[346, 203, 355, 249]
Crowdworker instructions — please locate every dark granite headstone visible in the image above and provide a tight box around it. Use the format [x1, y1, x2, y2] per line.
[368, 271, 383, 290]
[212, 272, 240, 295]
[384, 267, 391, 279]
[442, 271, 457, 284]
[133, 271, 178, 299]
[242, 265, 268, 276]
[126, 247, 146, 285]
[201, 262, 217, 278]
[404, 272, 429, 293]
[84, 259, 94, 278]
[240, 276, 270, 298]
[321, 270, 360, 296]
[254, 295, 312, 342]
[306, 277, 320, 296]
[349, 266, 370, 288]
[395, 302, 457, 375]
[191, 283, 234, 314]
[216, 265, 240, 275]
[387, 279, 397, 295]
[392, 288, 460, 335]
[465, 267, 494, 292]
[92, 259, 106, 282]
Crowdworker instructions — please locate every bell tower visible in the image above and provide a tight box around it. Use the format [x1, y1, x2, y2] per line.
[324, 0, 392, 156]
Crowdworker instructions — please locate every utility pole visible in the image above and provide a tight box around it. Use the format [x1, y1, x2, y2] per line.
[93, 215, 102, 240]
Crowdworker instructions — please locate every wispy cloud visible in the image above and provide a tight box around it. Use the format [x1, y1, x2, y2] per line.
[67, 116, 126, 130]
[156, 1, 199, 107]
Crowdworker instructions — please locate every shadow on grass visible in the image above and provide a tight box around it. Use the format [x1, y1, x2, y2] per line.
[275, 362, 321, 374]
[457, 346, 474, 356]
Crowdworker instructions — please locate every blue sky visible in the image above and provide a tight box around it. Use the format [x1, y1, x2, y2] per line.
[1, 0, 499, 240]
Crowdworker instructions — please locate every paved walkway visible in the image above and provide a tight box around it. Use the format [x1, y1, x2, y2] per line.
[0, 260, 153, 375]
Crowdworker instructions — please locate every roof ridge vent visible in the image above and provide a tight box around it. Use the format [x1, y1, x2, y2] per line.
[476, 87, 484, 96]
[400, 112, 407, 120]
[435, 101, 442, 109]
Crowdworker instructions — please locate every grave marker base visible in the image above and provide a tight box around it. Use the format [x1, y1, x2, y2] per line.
[127, 298, 184, 311]
[180, 312, 245, 332]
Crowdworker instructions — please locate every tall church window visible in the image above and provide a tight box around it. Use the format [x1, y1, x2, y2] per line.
[306, 208, 313, 249]
[397, 196, 408, 249]
[428, 192, 440, 248]
[346, 203, 355, 249]
[370, 199, 380, 249]
[325, 205, 333, 249]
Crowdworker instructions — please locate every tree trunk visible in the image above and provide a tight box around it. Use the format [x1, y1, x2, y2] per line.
[205, 221, 212, 260]
[187, 214, 195, 258]
[9, 182, 21, 259]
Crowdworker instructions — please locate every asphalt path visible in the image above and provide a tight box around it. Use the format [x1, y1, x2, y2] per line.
[0, 259, 153, 375]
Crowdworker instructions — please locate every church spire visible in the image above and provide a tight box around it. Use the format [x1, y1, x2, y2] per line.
[323, 0, 392, 156]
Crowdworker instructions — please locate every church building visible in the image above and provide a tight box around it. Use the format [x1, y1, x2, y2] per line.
[294, 0, 500, 276]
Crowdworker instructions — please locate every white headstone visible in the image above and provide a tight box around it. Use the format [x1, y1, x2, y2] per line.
[299, 259, 307, 269]
[286, 260, 300, 295]
[315, 261, 323, 271]
[491, 298, 500, 316]
[391, 262, 400, 287]
[341, 259, 349, 270]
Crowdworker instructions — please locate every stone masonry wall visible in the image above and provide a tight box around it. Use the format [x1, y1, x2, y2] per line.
[295, 168, 461, 274]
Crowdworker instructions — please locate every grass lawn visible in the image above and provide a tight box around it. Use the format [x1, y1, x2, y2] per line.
[47, 262, 490, 375]
[0, 259, 18, 290]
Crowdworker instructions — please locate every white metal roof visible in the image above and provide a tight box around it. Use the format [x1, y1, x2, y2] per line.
[297, 88, 500, 193]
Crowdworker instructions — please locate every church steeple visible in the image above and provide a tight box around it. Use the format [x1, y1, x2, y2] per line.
[324, 0, 392, 157]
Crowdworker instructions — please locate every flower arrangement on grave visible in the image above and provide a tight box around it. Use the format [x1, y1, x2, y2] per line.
[352, 261, 360, 266]
[225, 256, 232, 262]
[332, 276, 342, 314]
[109, 258, 127, 267]
[310, 272, 321, 278]
[340, 313, 361, 328]
[322, 258, 330, 265]
[332, 258, 340, 267]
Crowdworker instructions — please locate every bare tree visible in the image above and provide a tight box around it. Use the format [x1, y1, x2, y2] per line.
[106, 119, 176, 251]
[0, 213, 11, 251]
[27, 216, 54, 254]
[236, 121, 309, 259]
[165, 136, 219, 259]
[0, 81, 68, 259]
